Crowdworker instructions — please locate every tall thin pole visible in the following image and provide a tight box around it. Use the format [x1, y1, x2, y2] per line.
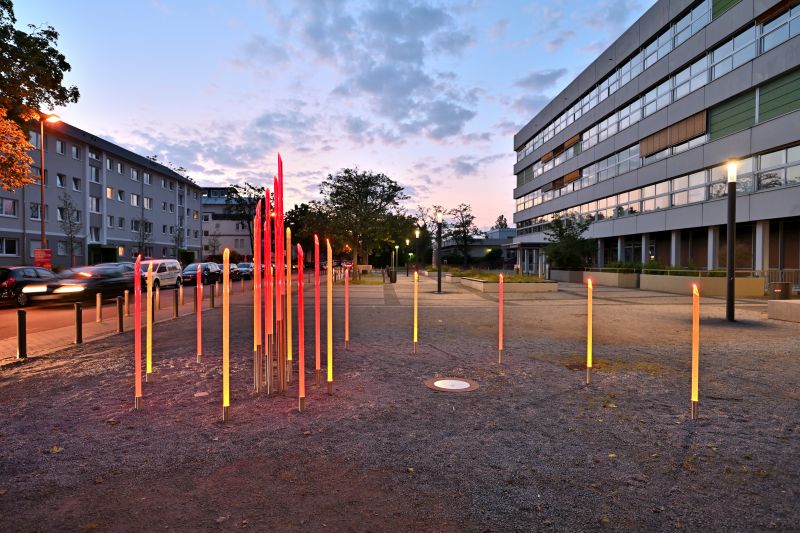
[326, 238, 333, 395]
[436, 220, 442, 293]
[297, 244, 305, 412]
[726, 162, 737, 322]
[222, 248, 230, 421]
[315, 235, 321, 385]
[39, 119, 46, 249]
[691, 284, 700, 419]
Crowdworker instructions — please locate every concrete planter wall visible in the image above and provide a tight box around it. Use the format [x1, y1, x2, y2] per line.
[549, 270, 583, 283]
[640, 274, 766, 297]
[460, 277, 559, 293]
[583, 271, 640, 288]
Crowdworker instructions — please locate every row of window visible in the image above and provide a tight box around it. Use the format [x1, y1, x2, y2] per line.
[517, 145, 800, 235]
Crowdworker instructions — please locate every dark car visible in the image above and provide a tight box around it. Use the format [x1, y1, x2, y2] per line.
[182, 262, 222, 285]
[218, 263, 242, 281]
[26, 264, 134, 302]
[0, 266, 57, 307]
[237, 262, 254, 280]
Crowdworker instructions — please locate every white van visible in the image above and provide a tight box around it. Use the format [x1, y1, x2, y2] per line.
[140, 259, 183, 288]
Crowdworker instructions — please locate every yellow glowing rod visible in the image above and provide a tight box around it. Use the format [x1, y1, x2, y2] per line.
[326, 238, 333, 394]
[146, 261, 154, 380]
[691, 284, 700, 418]
[413, 270, 418, 354]
[586, 278, 593, 385]
[223, 248, 231, 420]
[286, 227, 293, 366]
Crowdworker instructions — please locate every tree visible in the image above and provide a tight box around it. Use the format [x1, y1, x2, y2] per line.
[320, 167, 408, 267]
[57, 192, 81, 266]
[447, 203, 482, 267]
[285, 201, 330, 256]
[543, 215, 594, 269]
[0, 108, 34, 190]
[492, 214, 508, 229]
[225, 183, 264, 255]
[172, 222, 185, 256]
[133, 217, 152, 256]
[416, 204, 447, 267]
[207, 229, 221, 260]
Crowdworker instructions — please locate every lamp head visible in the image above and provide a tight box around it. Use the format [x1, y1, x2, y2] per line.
[405, 239, 410, 246]
[414, 228, 420, 238]
[436, 211, 443, 223]
[727, 161, 738, 183]
[44, 114, 61, 123]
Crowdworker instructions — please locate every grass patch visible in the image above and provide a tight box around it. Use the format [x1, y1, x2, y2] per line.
[561, 356, 667, 376]
[462, 271, 548, 283]
[335, 276, 384, 285]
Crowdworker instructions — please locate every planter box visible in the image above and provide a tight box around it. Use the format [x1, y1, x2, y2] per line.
[640, 274, 766, 297]
[768, 300, 800, 322]
[460, 277, 558, 293]
[550, 270, 583, 283]
[583, 271, 640, 288]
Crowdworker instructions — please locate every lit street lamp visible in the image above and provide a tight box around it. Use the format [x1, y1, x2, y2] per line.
[38, 113, 61, 250]
[405, 239, 410, 276]
[726, 160, 737, 322]
[414, 227, 421, 271]
[436, 210, 443, 294]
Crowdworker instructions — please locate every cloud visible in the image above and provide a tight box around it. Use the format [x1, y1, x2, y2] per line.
[450, 153, 507, 176]
[545, 30, 576, 52]
[431, 29, 475, 55]
[514, 69, 567, 91]
[512, 95, 551, 115]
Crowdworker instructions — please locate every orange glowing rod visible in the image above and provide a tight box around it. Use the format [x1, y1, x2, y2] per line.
[286, 227, 293, 385]
[196, 264, 203, 363]
[134, 255, 142, 409]
[314, 234, 321, 385]
[264, 191, 272, 393]
[297, 244, 306, 411]
[586, 278, 593, 385]
[345, 265, 350, 350]
[498, 273, 504, 364]
[691, 284, 700, 419]
[413, 270, 418, 354]
[146, 261, 154, 382]
[326, 238, 333, 394]
[253, 203, 262, 392]
[222, 248, 231, 421]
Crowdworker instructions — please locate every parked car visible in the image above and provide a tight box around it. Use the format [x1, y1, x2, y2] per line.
[0, 266, 57, 307]
[25, 264, 135, 303]
[140, 259, 183, 289]
[218, 263, 242, 281]
[181, 262, 222, 285]
[237, 262, 254, 279]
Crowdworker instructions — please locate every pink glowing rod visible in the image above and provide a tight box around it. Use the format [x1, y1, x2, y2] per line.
[345, 265, 350, 350]
[498, 273, 504, 364]
[264, 188, 272, 392]
[253, 201, 262, 392]
[196, 263, 203, 363]
[314, 234, 321, 385]
[297, 244, 306, 411]
[134, 254, 142, 409]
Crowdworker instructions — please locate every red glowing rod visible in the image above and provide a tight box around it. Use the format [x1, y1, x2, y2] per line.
[314, 234, 321, 385]
[134, 254, 142, 409]
[264, 188, 272, 336]
[498, 273, 504, 364]
[345, 265, 350, 350]
[196, 263, 203, 363]
[274, 174, 283, 322]
[297, 244, 305, 411]
[254, 201, 262, 352]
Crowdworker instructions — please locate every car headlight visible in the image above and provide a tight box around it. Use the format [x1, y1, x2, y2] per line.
[22, 284, 48, 294]
[54, 285, 85, 294]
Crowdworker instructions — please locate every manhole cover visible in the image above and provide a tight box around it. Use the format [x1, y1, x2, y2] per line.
[424, 377, 479, 392]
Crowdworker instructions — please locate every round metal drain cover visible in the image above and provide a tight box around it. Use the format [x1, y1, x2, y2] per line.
[424, 377, 479, 392]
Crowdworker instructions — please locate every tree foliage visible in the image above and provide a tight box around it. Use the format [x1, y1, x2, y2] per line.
[0, 107, 33, 190]
[492, 214, 508, 229]
[284, 201, 331, 256]
[447, 203, 482, 267]
[133, 217, 152, 256]
[543, 215, 594, 269]
[57, 192, 81, 265]
[225, 183, 264, 254]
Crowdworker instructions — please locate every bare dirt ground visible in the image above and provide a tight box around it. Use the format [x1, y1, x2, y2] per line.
[0, 277, 798, 532]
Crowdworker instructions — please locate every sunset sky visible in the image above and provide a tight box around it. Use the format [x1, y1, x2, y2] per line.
[17, 0, 652, 227]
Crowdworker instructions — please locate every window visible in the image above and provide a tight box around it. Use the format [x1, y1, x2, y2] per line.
[130, 193, 140, 207]
[90, 227, 100, 242]
[194, 230, 199, 238]
[673, 56, 709, 100]
[168, 181, 175, 191]
[56, 207, 80, 223]
[643, 79, 671, 117]
[202, 213, 210, 222]
[107, 158, 113, 171]
[169, 225, 174, 234]
[169, 203, 174, 213]
[118, 217, 125, 229]
[107, 215, 115, 228]
[0, 237, 18, 256]
[117, 162, 124, 174]
[193, 210, 199, 220]
[57, 241, 66, 256]
[72, 177, 81, 191]
[143, 172, 151, 185]
[162, 224, 167, 234]
[90, 166, 100, 183]
[162, 201, 167, 211]
[161, 178, 167, 188]
[57, 173, 66, 188]
[131, 219, 140, 232]
[90, 196, 100, 213]
[89, 149, 100, 161]
[760, 4, 800, 53]
[710, 27, 756, 79]
[106, 186, 113, 199]
[56, 139, 65, 155]
[30, 203, 47, 221]
[71, 145, 81, 159]
[131, 168, 139, 181]
[29, 131, 41, 149]
[178, 194, 184, 206]
[143, 197, 152, 210]
[117, 190, 125, 202]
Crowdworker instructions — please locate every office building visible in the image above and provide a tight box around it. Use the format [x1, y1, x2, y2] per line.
[201, 187, 254, 260]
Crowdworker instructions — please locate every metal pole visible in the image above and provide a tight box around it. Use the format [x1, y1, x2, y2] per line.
[116, 296, 124, 333]
[124, 289, 130, 316]
[726, 168, 737, 322]
[210, 283, 216, 308]
[173, 288, 179, 319]
[74, 302, 83, 344]
[16, 309, 27, 359]
[437, 221, 442, 293]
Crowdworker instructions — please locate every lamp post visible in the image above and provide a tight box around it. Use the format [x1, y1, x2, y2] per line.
[394, 244, 399, 271]
[436, 210, 443, 294]
[38, 113, 61, 250]
[405, 239, 410, 276]
[414, 227, 421, 271]
[726, 161, 737, 322]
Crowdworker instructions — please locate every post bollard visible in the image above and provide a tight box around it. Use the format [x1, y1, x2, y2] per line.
[210, 283, 216, 308]
[155, 286, 161, 311]
[124, 289, 130, 317]
[215, 281, 220, 298]
[16, 309, 27, 359]
[173, 288, 179, 319]
[74, 302, 83, 344]
[179, 284, 184, 306]
[116, 296, 124, 333]
[96, 292, 102, 323]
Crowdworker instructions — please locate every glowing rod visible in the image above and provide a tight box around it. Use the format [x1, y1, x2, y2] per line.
[253, 201, 262, 392]
[586, 278, 593, 385]
[286, 227, 293, 386]
[196, 264, 203, 363]
[345, 265, 350, 350]
[146, 261, 153, 382]
[134, 254, 142, 409]
[264, 189, 272, 393]
[413, 270, 418, 354]
[498, 273, 504, 364]
[691, 284, 700, 419]
[222, 248, 230, 421]
[297, 244, 306, 411]
[326, 238, 333, 395]
[314, 234, 321, 385]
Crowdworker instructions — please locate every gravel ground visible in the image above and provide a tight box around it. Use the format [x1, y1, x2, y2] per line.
[0, 277, 798, 532]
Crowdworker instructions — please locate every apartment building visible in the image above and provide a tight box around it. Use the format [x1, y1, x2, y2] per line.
[512, 0, 800, 275]
[0, 120, 203, 268]
[201, 187, 253, 260]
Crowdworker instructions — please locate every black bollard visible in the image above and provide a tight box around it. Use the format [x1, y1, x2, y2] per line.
[74, 302, 83, 344]
[116, 296, 124, 333]
[173, 288, 179, 319]
[210, 283, 215, 309]
[16, 309, 27, 359]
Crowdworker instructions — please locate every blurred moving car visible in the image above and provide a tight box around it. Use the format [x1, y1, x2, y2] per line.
[24, 264, 135, 302]
[140, 259, 183, 288]
[218, 263, 242, 281]
[237, 262, 254, 279]
[181, 262, 222, 285]
[0, 266, 57, 307]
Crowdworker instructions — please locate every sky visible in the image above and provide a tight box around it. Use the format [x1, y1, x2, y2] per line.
[16, 0, 653, 228]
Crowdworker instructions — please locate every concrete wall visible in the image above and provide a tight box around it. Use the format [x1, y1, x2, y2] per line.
[640, 273, 765, 296]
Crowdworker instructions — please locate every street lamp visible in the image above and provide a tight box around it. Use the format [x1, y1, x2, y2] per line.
[726, 160, 737, 322]
[38, 113, 61, 250]
[436, 210, 443, 294]
[405, 239, 410, 276]
[414, 227, 421, 271]
[394, 244, 399, 270]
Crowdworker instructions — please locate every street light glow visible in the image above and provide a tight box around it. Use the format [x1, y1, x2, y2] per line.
[436, 210, 443, 223]
[727, 161, 738, 183]
[44, 114, 61, 123]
